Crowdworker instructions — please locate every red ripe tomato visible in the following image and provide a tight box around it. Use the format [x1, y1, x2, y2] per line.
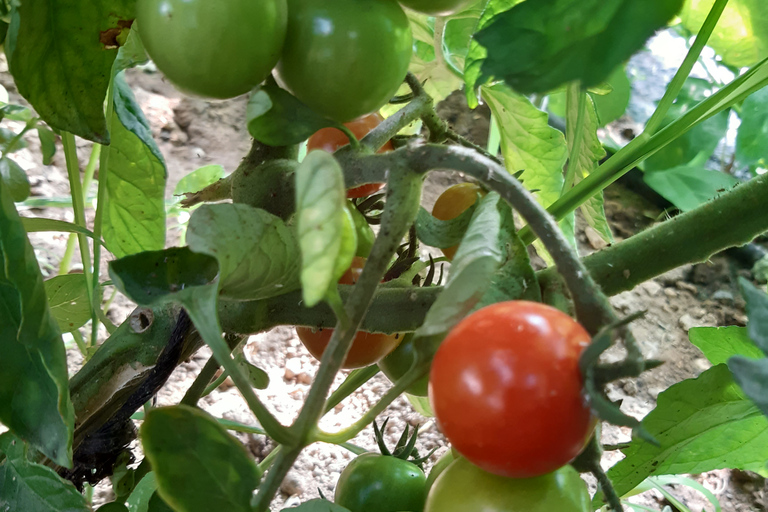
[296, 257, 401, 369]
[307, 113, 392, 198]
[429, 301, 595, 478]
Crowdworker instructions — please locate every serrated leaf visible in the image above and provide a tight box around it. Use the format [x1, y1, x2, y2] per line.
[36, 127, 56, 165]
[0, 179, 74, 467]
[0, 156, 30, 201]
[604, 365, 768, 499]
[44, 274, 91, 333]
[295, 151, 353, 307]
[140, 405, 262, 512]
[644, 161, 739, 212]
[103, 72, 167, 258]
[567, 91, 612, 243]
[740, 277, 768, 354]
[414, 201, 479, 249]
[281, 499, 351, 512]
[689, 326, 765, 365]
[173, 165, 225, 197]
[0, 436, 89, 512]
[475, 0, 683, 94]
[247, 79, 334, 146]
[681, 0, 768, 68]
[185, 204, 301, 301]
[728, 356, 768, 418]
[465, 0, 524, 108]
[736, 85, 768, 169]
[416, 193, 504, 337]
[6, 0, 134, 142]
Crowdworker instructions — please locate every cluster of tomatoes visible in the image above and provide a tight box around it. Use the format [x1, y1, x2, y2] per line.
[136, 0, 475, 123]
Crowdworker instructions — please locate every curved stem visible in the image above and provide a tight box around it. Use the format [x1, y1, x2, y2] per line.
[180, 355, 221, 406]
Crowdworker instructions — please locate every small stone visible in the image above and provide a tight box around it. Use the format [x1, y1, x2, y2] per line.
[679, 314, 697, 331]
[664, 288, 678, 298]
[622, 380, 637, 395]
[712, 290, 734, 301]
[641, 281, 662, 296]
[280, 472, 304, 496]
[283, 496, 301, 508]
[284, 368, 296, 381]
[675, 281, 698, 294]
[694, 358, 711, 371]
[585, 226, 609, 250]
[296, 372, 313, 385]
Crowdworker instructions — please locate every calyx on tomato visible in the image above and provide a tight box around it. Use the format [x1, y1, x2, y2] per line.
[137, 0, 287, 99]
[429, 301, 595, 478]
[296, 257, 402, 369]
[307, 113, 393, 198]
[278, 0, 413, 122]
[335, 420, 431, 512]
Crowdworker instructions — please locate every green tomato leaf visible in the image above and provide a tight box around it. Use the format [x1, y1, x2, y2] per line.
[147, 492, 174, 512]
[140, 405, 262, 512]
[476, 199, 541, 307]
[0, 180, 74, 467]
[736, 85, 768, 169]
[173, 165, 225, 197]
[604, 364, 768, 500]
[464, 0, 524, 108]
[567, 92, 612, 243]
[5, 0, 134, 143]
[727, 356, 768, 418]
[295, 151, 353, 307]
[20, 218, 108, 250]
[44, 274, 91, 333]
[36, 127, 56, 166]
[407, 393, 434, 418]
[414, 200, 479, 249]
[409, 41, 465, 104]
[643, 159, 740, 212]
[234, 350, 270, 390]
[591, 66, 631, 127]
[125, 472, 158, 512]
[416, 193, 504, 337]
[0, 435, 89, 512]
[475, 0, 683, 94]
[0, 156, 30, 201]
[740, 277, 768, 354]
[112, 24, 149, 74]
[186, 203, 301, 301]
[247, 79, 334, 147]
[103, 72, 167, 258]
[346, 202, 375, 259]
[689, 326, 766, 365]
[681, 0, 768, 68]
[643, 79, 729, 172]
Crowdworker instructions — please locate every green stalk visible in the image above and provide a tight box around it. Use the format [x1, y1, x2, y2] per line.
[62, 133, 94, 314]
[58, 235, 77, 275]
[60, 145, 101, 276]
[91, 78, 116, 345]
[519, 0, 733, 244]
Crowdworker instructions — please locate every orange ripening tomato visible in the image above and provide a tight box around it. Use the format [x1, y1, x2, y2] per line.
[307, 113, 393, 198]
[296, 257, 402, 369]
[431, 182, 485, 260]
[429, 301, 595, 478]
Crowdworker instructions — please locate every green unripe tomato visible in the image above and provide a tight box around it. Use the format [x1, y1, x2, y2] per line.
[378, 334, 429, 397]
[231, 159, 297, 220]
[335, 453, 427, 512]
[136, 0, 287, 99]
[424, 450, 457, 493]
[278, 0, 413, 122]
[398, 0, 476, 16]
[425, 458, 590, 512]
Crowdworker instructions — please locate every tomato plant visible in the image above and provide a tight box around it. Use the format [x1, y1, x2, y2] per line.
[278, 0, 412, 122]
[424, 457, 590, 512]
[397, 0, 475, 16]
[431, 183, 485, 260]
[378, 333, 429, 396]
[307, 113, 393, 198]
[136, 0, 287, 99]
[429, 301, 595, 478]
[296, 257, 402, 369]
